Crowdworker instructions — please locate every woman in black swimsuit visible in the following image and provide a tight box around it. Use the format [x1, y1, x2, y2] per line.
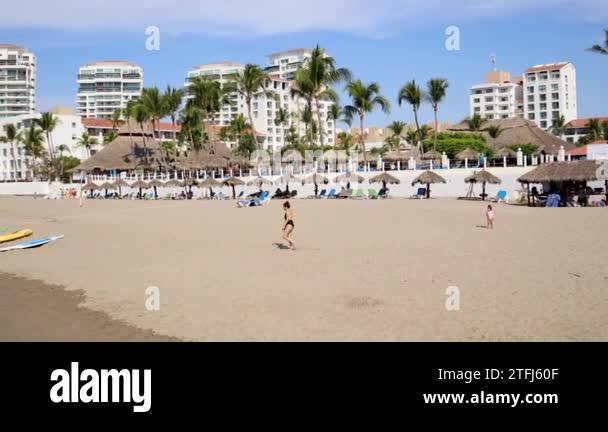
[282, 201, 295, 250]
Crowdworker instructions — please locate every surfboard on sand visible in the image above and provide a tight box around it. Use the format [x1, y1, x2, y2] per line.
[0, 235, 64, 252]
[0, 229, 33, 244]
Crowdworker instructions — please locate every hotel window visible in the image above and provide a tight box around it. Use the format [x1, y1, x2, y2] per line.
[526, 73, 536, 81]
[485, 96, 493, 102]
[267, 119, 273, 126]
[551, 71, 560, 79]
[527, 86, 534, 93]
[500, 105, 508, 111]
[267, 101, 273, 108]
[486, 115, 494, 119]
[552, 111, 560, 119]
[485, 89, 493, 93]
[253, 102, 258, 109]
[474, 107, 481, 112]
[540, 112, 547, 119]
[539, 72, 548, 80]
[499, 88, 509, 93]
[540, 103, 547, 110]
[528, 104, 534, 111]
[527, 95, 534, 102]
[267, 110, 273, 117]
[540, 121, 547, 128]
[552, 102, 559, 109]
[500, 97, 508, 102]
[485, 105, 494, 111]
[539, 94, 547, 102]
[551, 93, 559, 100]
[539, 85, 546, 92]
[253, 111, 258, 118]
[551, 84, 559, 91]
[528, 113, 535, 120]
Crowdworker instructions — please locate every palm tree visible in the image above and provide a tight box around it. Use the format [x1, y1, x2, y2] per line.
[123, 99, 137, 150]
[178, 101, 205, 152]
[34, 112, 59, 160]
[425, 78, 449, 151]
[133, 103, 150, 163]
[602, 121, 608, 140]
[586, 28, 608, 55]
[551, 115, 566, 136]
[464, 113, 487, 131]
[290, 70, 315, 140]
[111, 108, 123, 132]
[487, 125, 503, 139]
[138, 87, 166, 141]
[300, 45, 351, 146]
[398, 80, 425, 154]
[56, 144, 71, 181]
[336, 131, 354, 152]
[76, 132, 96, 157]
[405, 128, 419, 147]
[385, 121, 407, 150]
[343, 79, 391, 164]
[103, 130, 118, 145]
[587, 118, 603, 141]
[21, 125, 46, 180]
[228, 114, 251, 141]
[1, 124, 22, 180]
[233, 64, 275, 147]
[274, 107, 289, 147]
[163, 86, 184, 143]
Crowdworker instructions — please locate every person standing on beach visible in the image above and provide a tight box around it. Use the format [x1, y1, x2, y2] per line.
[486, 205, 495, 229]
[282, 201, 295, 250]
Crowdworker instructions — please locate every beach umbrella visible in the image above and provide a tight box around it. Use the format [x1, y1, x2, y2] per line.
[456, 148, 478, 160]
[164, 179, 182, 188]
[182, 179, 199, 198]
[275, 173, 300, 194]
[422, 149, 443, 160]
[411, 170, 446, 199]
[99, 182, 116, 198]
[369, 172, 400, 190]
[465, 170, 501, 201]
[223, 177, 245, 199]
[335, 172, 365, 190]
[130, 180, 149, 198]
[200, 177, 222, 197]
[246, 176, 273, 191]
[302, 173, 329, 197]
[148, 179, 164, 199]
[113, 179, 128, 196]
[82, 182, 99, 198]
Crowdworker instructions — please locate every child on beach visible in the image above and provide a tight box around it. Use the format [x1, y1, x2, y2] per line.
[486, 205, 495, 229]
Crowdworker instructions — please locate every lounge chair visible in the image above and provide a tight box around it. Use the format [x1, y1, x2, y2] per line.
[237, 191, 245, 199]
[326, 189, 337, 199]
[352, 189, 365, 199]
[492, 190, 507, 203]
[237, 191, 269, 207]
[410, 188, 426, 199]
[312, 189, 327, 199]
[368, 189, 379, 199]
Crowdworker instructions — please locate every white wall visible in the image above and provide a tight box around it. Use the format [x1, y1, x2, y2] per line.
[0, 181, 49, 195]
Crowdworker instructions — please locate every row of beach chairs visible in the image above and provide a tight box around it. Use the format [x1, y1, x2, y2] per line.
[311, 188, 390, 199]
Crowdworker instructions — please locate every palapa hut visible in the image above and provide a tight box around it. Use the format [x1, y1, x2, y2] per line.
[369, 172, 400, 190]
[456, 148, 479, 161]
[494, 147, 517, 159]
[246, 176, 273, 191]
[517, 160, 606, 206]
[130, 180, 150, 197]
[302, 173, 329, 197]
[275, 173, 300, 193]
[199, 177, 222, 197]
[148, 179, 164, 199]
[464, 170, 501, 200]
[411, 170, 446, 198]
[335, 172, 365, 190]
[223, 177, 245, 199]
[112, 179, 129, 195]
[422, 149, 443, 161]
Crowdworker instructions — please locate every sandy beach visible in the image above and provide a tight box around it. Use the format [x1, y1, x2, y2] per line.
[0, 196, 606, 341]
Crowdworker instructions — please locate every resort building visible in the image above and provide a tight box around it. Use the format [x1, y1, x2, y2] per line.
[469, 70, 523, 120]
[0, 111, 180, 181]
[522, 62, 577, 130]
[0, 44, 36, 119]
[562, 117, 608, 144]
[185, 49, 338, 152]
[76, 61, 143, 119]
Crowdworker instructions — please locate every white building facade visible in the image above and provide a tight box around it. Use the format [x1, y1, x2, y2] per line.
[523, 62, 577, 130]
[0, 44, 36, 119]
[185, 49, 337, 152]
[76, 61, 143, 119]
[469, 70, 523, 120]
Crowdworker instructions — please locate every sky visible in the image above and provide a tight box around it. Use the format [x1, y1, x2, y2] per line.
[1, 0, 607, 128]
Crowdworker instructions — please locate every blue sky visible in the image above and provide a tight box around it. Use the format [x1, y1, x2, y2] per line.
[1, 0, 607, 128]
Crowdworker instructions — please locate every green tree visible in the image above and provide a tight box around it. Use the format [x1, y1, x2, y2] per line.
[425, 78, 449, 151]
[76, 132, 96, 157]
[274, 107, 289, 148]
[385, 121, 407, 150]
[586, 28, 608, 55]
[123, 99, 137, 150]
[551, 115, 566, 136]
[138, 87, 166, 141]
[21, 125, 46, 180]
[34, 112, 59, 160]
[343, 79, 391, 164]
[163, 85, 184, 142]
[103, 130, 118, 145]
[233, 64, 275, 148]
[1, 124, 22, 180]
[587, 118, 602, 141]
[464, 113, 487, 131]
[487, 125, 503, 139]
[398, 80, 425, 154]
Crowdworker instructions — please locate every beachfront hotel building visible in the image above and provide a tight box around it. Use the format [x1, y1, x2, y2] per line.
[0, 44, 36, 119]
[184, 49, 337, 152]
[76, 61, 143, 119]
[469, 70, 523, 120]
[522, 62, 577, 130]
[562, 117, 608, 144]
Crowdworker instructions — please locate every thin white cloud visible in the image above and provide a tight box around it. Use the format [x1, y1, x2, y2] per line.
[1, 0, 607, 35]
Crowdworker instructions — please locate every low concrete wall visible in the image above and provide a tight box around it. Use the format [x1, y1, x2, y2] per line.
[0, 182, 50, 196]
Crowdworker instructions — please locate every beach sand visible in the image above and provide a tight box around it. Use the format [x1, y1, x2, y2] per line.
[0, 196, 606, 341]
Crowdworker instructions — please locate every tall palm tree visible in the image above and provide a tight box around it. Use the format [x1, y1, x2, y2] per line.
[425, 78, 449, 151]
[336, 131, 354, 152]
[133, 102, 150, 163]
[343, 79, 391, 164]
[1, 124, 22, 180]
[233, 64, 275, 147]
[385, 120, 407, 150]
[163, 86, 184, 142]
[586, 28, 608, 55]
[178, 101, 205, 152]
[587, 118, 603, 141]
[21, 125, 46, 180]
[139, 87, 166, 141]
[464, 113, 487, 131]
[487, 125, 503, 139]
[34, 112, 59, 160]
[405, 128, 419, 147]
[56, 144, 71, 180]
[398, 80, 425, 154]
[551, 115, 566, 136]
[76, 132, 96, 157]
[228, 114, 251, 141]
[103, 130, 118, 145]
[274, 107, 289, 147]
[111, 108, 123, 132]
[123, 99, 137, 150]
[300, 45, 351, 146]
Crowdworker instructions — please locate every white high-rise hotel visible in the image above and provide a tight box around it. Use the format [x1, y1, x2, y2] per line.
[185, 49, 336, 151]
[0, 44, 36, 119]
[523, 62, 577, 130]
[469, 70, 524, 120]
[76, 61, 143, 119]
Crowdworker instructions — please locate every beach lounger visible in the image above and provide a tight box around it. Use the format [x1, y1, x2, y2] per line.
[326, 189, 337, 199]
[492, 190, 507, 203]
[368, 189, 379, 199]
[352, 189, 365, 199]
[410, 188, 426, 199]
[312, 189, 326, 199]
[237, 191, 269, 207]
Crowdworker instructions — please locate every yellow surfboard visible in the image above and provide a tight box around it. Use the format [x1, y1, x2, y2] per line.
[0, 229, 33, 244]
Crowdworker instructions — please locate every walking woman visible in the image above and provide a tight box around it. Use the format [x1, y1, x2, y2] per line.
[282, 201, 295, 250]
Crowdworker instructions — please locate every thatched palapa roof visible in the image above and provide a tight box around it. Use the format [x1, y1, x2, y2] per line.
[518, 160, 604, 184]
[369, 172, 400, 185]
[456, 148, 479, 160]
[465, 170, 502, 184]
[411, 170, 447, 186]
[335, 172, 365, 183]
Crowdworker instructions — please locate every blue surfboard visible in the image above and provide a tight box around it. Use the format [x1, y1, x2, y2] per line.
[0, 235, 64, 252]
